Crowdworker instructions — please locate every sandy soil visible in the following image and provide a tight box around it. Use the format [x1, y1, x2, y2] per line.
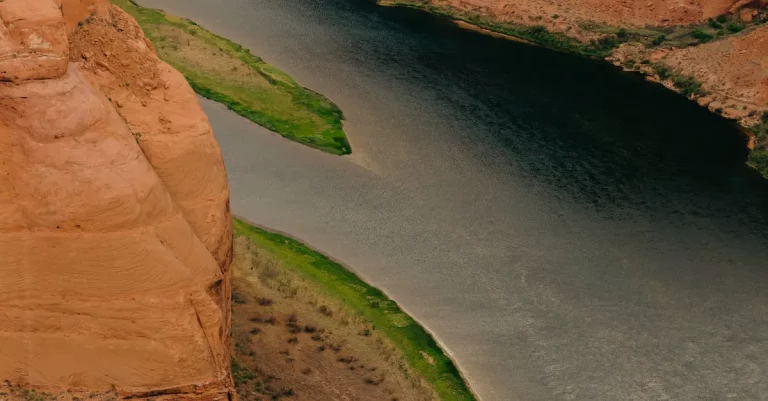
[229, 235, 437, 401]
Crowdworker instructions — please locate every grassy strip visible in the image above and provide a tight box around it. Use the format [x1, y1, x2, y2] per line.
[233, 218, 477, 401]
[647, 63, 707, 97]
[579, 12, 767, 49]
[112, 0, 350, 155]
[380, 0, 768, 56]
[748, 113, 768, 179]
[379, 0, 626, 57]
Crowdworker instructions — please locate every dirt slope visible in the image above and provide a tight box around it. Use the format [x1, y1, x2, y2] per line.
[0, 0, 232, 399]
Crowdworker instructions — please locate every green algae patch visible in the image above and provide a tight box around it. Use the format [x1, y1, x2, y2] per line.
[113, 0, 350, 155]
[234, 218, 478, 401]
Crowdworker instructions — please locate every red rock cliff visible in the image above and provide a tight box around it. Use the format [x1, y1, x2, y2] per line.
[0, 0, 233, 398]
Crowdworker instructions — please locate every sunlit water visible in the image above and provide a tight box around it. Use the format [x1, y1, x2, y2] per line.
[143, 0, 768, 399]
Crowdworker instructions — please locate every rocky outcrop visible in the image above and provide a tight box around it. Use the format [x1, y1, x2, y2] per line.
[0, 0, 232, 399]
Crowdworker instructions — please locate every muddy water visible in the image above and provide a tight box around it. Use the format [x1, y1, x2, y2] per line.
[143, 0, 768, 399]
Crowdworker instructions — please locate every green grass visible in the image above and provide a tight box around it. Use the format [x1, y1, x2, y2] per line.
[112, 0, 350, 155]
[380, 0, 768, 56]
[748, 113, 768, 179]
[379, 0, 620, 57]
[642, 62, 707, 98]
[233, 218, 477, 401]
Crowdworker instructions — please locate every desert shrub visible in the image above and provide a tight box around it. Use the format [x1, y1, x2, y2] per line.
[727, 22, 744, 33]
[691, 29, 714, 42]
[673, 75, 704, 96]
[652, 63, 671, 80]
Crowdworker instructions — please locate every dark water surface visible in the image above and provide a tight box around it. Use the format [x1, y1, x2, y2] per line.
[143, 0, 768, 399]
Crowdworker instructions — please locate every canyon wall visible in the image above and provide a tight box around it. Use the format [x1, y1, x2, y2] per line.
[0, 0, 233, 399]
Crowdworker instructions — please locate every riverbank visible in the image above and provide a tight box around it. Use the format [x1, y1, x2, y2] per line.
[378, 0, 768, 178]
[113, 0, 350, 155]
[234, 218, 478, 401]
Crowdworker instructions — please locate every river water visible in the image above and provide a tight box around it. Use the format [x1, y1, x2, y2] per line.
[142, 0, 768, 399]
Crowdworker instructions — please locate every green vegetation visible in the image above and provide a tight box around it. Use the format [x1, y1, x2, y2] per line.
[691, 28, 714, 43]
[651, 34, 666, 46]
[381, 0, 768, 59]
[234, 218, 477, 401]
[651, 63, 671, 80]
[380, 0, 623, 57]
[380, 1, 768, 59]
[727, 22, 745, 33]
[112, 0, 350, 155]
[649, 63, 706, 97]
[672, 75, 705, 97]
[748, 113, 768, 178]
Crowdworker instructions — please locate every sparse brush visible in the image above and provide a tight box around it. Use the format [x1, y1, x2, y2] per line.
[257, 297, 273, 306]
[337, 355, 358, 364]
[318, 305, 333, 316]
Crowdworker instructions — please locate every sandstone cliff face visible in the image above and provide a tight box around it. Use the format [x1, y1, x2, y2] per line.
[0, 0, 233, 398]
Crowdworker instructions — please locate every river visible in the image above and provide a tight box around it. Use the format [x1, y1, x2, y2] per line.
[141, 0, 768, 399]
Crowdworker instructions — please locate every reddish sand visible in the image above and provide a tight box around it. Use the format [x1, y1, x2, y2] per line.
[0, 0, 233, 399]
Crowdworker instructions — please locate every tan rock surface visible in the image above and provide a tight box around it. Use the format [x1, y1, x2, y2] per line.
[0, 1, 232, 398]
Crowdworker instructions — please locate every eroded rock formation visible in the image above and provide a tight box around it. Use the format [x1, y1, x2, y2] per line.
[0, 0, 233, 399]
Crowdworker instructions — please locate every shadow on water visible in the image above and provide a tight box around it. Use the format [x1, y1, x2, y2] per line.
[369, 3, 768, 227]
